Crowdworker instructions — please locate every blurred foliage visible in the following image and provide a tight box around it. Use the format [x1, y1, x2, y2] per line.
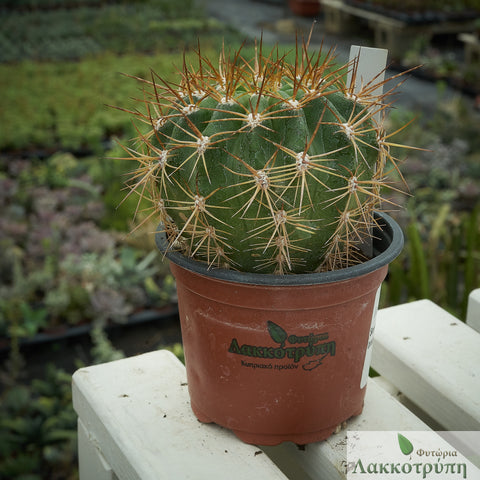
[0, 364, 78, 480]
[379, 93, 480, 318]
[0, 0, 240, 63]
[0, 151, 177, 340]
[383, 206, 480, 319]
[0, 53, 193, 152]
[164, 342, 185, 364]
[403, 37, 480, 97]
[0, 0, 244, 152]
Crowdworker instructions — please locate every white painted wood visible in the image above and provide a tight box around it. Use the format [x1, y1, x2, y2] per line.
[371, 375, 399, 396]
[371, 376, 445, 430]
[372, 299, 480, 431]
[78, 419, 117, 480]
[72, 350, 288, 480]
[467, 288, 480, 333]
[262, 378, 430, 480]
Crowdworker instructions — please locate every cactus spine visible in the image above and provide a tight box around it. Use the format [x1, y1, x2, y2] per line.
[121, 39, 408, 274]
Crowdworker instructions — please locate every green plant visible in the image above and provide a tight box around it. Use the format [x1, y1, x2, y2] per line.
[0, 0, 238, 64]
[0, 50, 231, 152]
[163, 342, 185, 364]
[89, 326, 125, 364]
[0, 365, 78, 479]
[0, 151, 177, 342]
[381, 204, 480, 320]
[119, 39, 413, 274]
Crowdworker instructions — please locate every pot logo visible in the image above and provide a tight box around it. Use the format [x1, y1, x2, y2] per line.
[228, 320, 336, 371]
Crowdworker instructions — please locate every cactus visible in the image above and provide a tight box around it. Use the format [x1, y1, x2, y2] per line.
[119, 39, 411, 274]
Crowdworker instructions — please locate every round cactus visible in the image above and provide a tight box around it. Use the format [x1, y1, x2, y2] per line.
[120, 40, 409, 274]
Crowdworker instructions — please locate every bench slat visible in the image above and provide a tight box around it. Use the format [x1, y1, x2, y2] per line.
[73, 350, 288, 480]
[372, 299, 480, 431]
[78, 419, 117, 480]
[262, 378, 430, 480]
[467, 288, 480, 333]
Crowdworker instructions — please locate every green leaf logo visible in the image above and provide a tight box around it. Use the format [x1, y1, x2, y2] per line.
[267, 321, 288, 348]
[398, 433, 414, 455]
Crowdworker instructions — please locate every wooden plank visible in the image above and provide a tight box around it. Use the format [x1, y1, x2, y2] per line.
[321, 0, 405, 27]
[262, 378, 431, 480]
[72, 350, 288, 480]
[371, 376, 446, 430]
[321, 0, 477, 31]
[372, 300, 480, 431]
[321, 0, 478, 59]
[78, 419, 117, 480]
[467, 289, 480, 333]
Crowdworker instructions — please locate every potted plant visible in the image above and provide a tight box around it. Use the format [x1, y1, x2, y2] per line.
[117, 37, 413, 445]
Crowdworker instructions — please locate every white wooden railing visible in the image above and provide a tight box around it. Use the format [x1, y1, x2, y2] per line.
[72, 289, 480, 480]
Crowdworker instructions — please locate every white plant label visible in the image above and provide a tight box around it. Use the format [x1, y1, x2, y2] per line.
[348, 45, 388, 259]
[360, 286, 382, 388]
[347, 45, 388, 123]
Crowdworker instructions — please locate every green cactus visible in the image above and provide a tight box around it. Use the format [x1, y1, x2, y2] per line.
[119, 39, 411, 274]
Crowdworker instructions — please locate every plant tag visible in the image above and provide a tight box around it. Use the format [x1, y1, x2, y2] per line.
[347, 45, 388, 123]
[360, 286, 382, 389]
[348, 45, 388, 259]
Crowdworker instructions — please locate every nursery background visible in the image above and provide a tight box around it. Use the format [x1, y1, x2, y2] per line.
[1, 0, 479, 478]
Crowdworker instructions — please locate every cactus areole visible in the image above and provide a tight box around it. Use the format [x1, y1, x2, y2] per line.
[122, 39, 409, 274]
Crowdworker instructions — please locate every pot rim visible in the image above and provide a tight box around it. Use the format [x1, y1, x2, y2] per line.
[155, 211, 403, 286]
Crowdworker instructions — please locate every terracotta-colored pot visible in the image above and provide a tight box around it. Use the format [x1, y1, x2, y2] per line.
[288, 0, 321, 17]
[156, 212, 403, 445]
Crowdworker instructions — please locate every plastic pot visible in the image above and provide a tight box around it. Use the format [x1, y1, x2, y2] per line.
[155, 212, 403, 445]
[288, 0, 321, 17]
